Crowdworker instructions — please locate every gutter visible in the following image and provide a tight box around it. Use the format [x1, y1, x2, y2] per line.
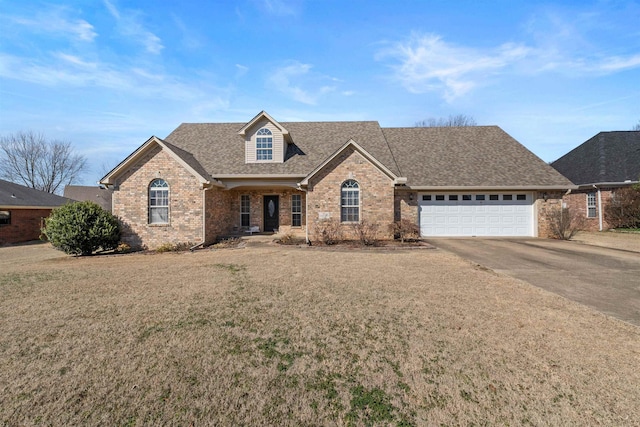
[406, 185, 577, 191]
[593, 184, 603, 232]
[297, 184, 309, 244]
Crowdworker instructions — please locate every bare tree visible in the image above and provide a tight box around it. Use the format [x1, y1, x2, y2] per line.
[633, 120, 640, 131]
[416, 114, 477, 127]
[0, 131, 87, 194]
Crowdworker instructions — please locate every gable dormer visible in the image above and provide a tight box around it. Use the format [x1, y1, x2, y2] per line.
[238, 111, 289, 164]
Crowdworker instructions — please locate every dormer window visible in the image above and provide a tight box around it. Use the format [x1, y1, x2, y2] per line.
[256, 128, 273, 161]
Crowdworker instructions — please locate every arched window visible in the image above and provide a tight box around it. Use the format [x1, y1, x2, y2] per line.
[341, 180, 359, 222]
[149, 179, 169, 224]
[256, 128, 273, 160]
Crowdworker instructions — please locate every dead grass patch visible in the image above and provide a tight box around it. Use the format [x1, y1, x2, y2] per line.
[1, 244, 639, 425]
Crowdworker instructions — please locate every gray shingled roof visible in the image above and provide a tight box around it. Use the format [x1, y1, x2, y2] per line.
[160, 120, 572, 188]
[63, 185, 113, 212]
[164, 121, 401, 177]
[0, 179, 72, 207]
[551, 131, 640, 185]
[383, 126, 573, 187]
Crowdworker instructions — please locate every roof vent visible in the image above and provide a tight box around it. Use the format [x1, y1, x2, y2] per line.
[11, 193, 16, 198]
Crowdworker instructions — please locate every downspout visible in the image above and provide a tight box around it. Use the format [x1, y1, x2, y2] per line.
[297, 184, 309, 243]
[190, 185, 210, 251]
[594, 184, 603, 231]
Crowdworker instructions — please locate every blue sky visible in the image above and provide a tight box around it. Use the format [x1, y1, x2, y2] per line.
[1, 0, 639, 186]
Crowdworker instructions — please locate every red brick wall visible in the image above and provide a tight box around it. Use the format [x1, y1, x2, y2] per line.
[562, 189, 614, 231]
[0, 208, 51, 244]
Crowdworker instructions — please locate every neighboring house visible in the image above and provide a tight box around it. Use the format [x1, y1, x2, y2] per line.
[100, 111, 574, 249]
[63, 185, 113, 212]
[551, 131, 640, 231]
[0, 179, 71, 245]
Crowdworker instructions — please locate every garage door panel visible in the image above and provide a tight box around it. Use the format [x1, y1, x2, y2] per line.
[419, 192, 533, 237]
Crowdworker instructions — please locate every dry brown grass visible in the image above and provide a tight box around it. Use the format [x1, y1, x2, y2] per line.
[1, 243, 639, 426]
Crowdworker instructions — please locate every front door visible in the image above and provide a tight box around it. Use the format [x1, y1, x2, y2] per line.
[263, 195, 279, 232]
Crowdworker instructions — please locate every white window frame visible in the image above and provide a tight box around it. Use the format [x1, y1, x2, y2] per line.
[256, 128, 273, 161]
[587, 192, 597, 218]
[291, 194, 302, 227]
[149, 179, 169, 224]
[341, 180, 360, 222]
[240, 195, 250, 227]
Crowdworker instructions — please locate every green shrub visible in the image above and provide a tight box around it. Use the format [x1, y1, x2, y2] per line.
[42, 201, 120, 256]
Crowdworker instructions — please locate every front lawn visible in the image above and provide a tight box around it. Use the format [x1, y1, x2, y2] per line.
[1, 244, 638, 425]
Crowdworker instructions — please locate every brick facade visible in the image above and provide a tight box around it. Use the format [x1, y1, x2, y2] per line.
[562, 189, 614, 231]
[109, 142, 567, 249]
[112, 146, 205, 249]
[0, 208, 50, 244]
[307, 147, 395, 240]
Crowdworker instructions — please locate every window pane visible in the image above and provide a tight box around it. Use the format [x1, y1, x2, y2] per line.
[422, 195, 431, 201]
[449, 195, 458, 201]
[490, 194, 499, 201]
[476, 195, 485, 201]
[462, 195, 471, 201]
[517, 194, 527, 201]
[435, 195, 445, 201]
[503, 194, 512, 200]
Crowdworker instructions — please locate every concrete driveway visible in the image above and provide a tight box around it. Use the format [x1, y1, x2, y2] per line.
[426, 238, 640, 326]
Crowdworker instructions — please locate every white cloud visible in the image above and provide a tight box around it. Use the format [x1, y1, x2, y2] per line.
[5, 7, 97, 42]
[379, 26, 640, 102]
[378, 34, 530, 102]
[268, 61, 339, 105]
[103, 0, 164, 54]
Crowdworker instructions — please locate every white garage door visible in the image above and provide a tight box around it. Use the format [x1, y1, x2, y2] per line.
[419, 193, 534, 237]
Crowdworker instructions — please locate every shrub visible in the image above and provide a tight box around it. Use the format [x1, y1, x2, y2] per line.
[156, 242, 194, 253]
[352, 220, 379, 246]
[549, 207, 584, 240]
[389, 219, 420, 243]
[42, 201, 120, 256]
[604, 187, 640, 229]
[313, 218, 343, 245]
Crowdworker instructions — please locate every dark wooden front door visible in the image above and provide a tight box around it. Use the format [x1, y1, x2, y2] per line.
[263, 195, 279, 232]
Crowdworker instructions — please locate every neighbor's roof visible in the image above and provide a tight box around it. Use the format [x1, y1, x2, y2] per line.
[551, 131, 640, 185]
[384, 126, 574, 188]
[0, 179, 72, 208]
[63, 185, 113, 211]
[164, 121, 402, 177]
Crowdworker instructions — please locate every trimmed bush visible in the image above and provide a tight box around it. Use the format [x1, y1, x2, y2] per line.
[43, 201, 120, 256]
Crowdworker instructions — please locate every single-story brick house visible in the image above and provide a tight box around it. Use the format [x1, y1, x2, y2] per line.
[100, 111, 574, 249]
[551, 131, 640, 231]
[0, 179, 71, 245]
[63, 185, 113, 213]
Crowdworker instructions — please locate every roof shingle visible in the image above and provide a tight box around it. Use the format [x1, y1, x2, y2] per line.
[551, 131, 640, 185]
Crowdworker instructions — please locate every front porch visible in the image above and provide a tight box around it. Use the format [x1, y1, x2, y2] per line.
[206, 186, 307, 240]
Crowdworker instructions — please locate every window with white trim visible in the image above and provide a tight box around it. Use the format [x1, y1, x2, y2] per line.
[587, 192, 597, 218]
[240, 195, 250, 227]
[341, 180, 359, 222]
[256, 128, 273, 161]
[291, 194, 302, 227]
[149, 179, 169, 224]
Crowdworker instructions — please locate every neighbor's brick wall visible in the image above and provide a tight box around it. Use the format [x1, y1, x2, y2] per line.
[535, 192, 564, 238]
[307, 147, 394, 240]
[562, 189, 614, 231]
[112, 146, 204, 249]
[0, 208, 51, 245]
